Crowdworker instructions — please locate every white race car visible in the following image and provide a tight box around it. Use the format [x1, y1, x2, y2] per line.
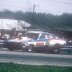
[23, 31, 66, 52]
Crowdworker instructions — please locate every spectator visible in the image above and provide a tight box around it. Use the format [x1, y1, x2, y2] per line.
[10, 28, 16, 39]
[1, 33, 9, 40]
[17, 33, 22, 39]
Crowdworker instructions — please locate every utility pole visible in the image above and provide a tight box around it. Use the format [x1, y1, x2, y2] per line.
[32, 4, 40, 29]
[18, 20, 20, 31]
[33, 4, 35, 13]
[31, 4, 36, 29]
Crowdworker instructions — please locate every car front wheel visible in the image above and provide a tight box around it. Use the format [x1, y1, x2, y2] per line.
[27, 45, 34, 52]
[8, 48, 14, 51]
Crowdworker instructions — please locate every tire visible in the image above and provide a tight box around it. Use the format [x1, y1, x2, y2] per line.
[8, 48, 14, 51]
[27, 45, 34, 52]
[54, 49, 60, 54]
[54, 44, 61, 49]
[53, 44, 61, 53]
[48, 50, 55, 54]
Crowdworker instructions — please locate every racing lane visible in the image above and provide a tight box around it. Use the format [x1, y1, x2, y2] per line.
[0, 49, 72, 66]
[0, 46, 72, 55]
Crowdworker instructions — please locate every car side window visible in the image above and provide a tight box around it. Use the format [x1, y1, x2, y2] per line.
[49, 34, 56, 39]
[45, 34, 55, 40]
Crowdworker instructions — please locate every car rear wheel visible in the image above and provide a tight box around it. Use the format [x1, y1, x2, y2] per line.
[54, 49, 60, 53]
[53, 44, 61, 53]
[54, 44, 61, 48]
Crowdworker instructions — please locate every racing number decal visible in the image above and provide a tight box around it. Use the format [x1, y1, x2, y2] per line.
[36, 42, 44, 46]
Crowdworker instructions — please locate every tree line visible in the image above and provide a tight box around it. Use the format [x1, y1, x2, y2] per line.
[0, 10, 72, 31]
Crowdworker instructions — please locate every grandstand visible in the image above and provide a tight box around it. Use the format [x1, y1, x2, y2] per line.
[0, 19, 31, 31]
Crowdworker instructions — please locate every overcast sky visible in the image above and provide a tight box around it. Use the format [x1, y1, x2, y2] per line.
[0, 0, 72, 15]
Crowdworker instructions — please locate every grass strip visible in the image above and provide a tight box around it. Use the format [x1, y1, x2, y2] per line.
[0, 62, 72, 72]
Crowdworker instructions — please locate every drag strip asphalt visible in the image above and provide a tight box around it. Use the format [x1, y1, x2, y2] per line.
[0, 50, 72, 66]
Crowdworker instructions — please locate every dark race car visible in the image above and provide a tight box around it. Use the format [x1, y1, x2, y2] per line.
[3, 36, 31, 51]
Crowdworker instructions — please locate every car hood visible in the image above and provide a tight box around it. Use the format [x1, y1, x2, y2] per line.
[7, 37, 31, 42]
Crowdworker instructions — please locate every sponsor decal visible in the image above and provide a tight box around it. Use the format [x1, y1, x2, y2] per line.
[36, 42, 44, 46]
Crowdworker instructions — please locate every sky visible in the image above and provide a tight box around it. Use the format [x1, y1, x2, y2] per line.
[0, 0, 72, 15]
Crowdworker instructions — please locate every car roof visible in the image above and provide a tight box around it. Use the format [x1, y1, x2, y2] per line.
[27, 31, 46, 34]
[26, 31, 54, 36]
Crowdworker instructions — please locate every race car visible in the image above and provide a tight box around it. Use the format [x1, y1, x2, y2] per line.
[3, 36, 31, 51]
[23, 31, 66, 52]
[3, 31, 66, 52]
